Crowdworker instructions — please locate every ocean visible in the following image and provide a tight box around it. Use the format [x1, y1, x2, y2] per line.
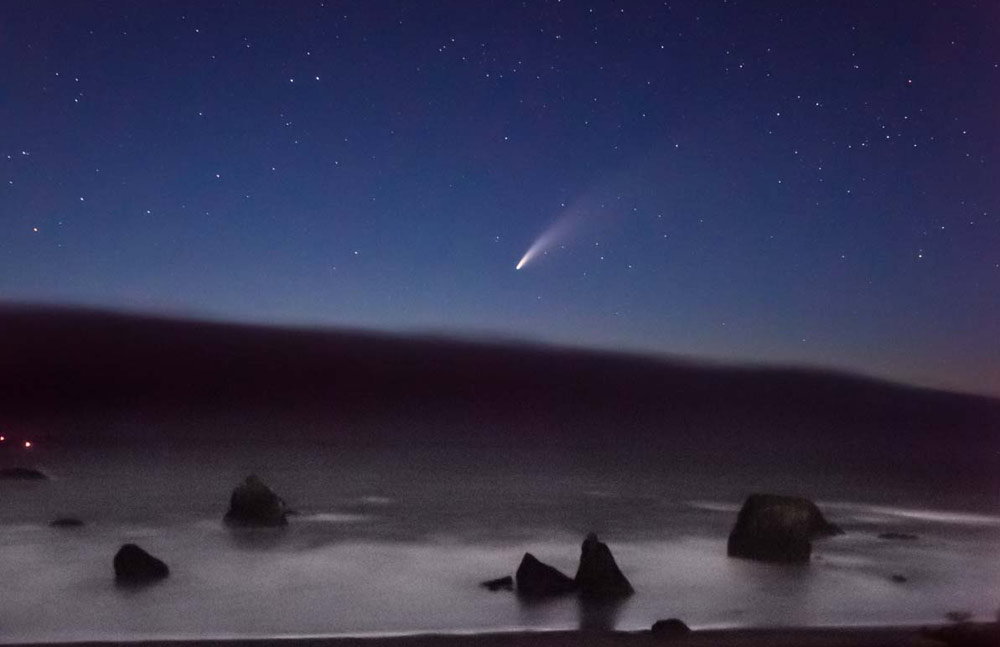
[1, 442, 998, 642]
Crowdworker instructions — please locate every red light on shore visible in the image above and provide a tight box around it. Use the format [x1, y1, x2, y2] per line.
[23, 441, 31, 449]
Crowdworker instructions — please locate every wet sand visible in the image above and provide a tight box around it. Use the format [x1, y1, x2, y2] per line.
[6, 623, 999, 647]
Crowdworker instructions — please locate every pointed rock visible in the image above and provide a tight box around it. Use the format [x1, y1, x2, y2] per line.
[515, 553, 576, 598]
[574, 533, 633, 598]
[113, 544, 169, 584]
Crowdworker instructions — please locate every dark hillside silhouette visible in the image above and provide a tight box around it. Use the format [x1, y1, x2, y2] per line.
[0, 305, 996, 484]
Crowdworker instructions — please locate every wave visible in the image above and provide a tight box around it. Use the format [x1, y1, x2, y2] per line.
[296, 512, 371, 523]
[358, 496, 393, 505]
[822, 502, 1000, 527]
[685, 501, 741, 513]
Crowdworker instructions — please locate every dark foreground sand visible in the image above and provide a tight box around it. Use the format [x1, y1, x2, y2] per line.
[7, 624, 998, 647]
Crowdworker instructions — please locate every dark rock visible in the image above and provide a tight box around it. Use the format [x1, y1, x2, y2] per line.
[515, 553, 576, 598]
[574, 533, 633, 599]
[727, 493, 842, 563]
[481, 575, 514, 592]
[651, 618, 691, 638]
[945, 611, 973, 623]
[890, 574, 907, 583]
[113, 543, 169, 584]
[0, 467, 48, 480]
[878, 532, 918, 541]
[224, 475, 288, 527]
[924, 623, 1000, 647]
[50, 517, 84, 528]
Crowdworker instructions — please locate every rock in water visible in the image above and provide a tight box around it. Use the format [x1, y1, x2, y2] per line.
[224, 475, 288, 527]
[480, 575, 514, 592]
[727, 493, 842, 563]
[651, 619, 691, 638]
[113, 544, 169, 584]
[878, 532, 918, 541]
[50, 517, 84, 528]
[0, 467, 47, 480]
[574, 533, 634, 598]
[515, 553, 576, 597]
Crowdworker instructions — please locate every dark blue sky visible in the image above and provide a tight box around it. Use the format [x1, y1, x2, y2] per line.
[2, 1, 998, 396]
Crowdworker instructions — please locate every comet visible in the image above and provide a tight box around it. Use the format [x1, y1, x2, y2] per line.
[515, 173, 637, 270]
[514, 210, 579, 270]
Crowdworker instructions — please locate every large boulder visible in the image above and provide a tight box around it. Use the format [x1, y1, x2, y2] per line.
[224, 475, 288, 527]
[113, 544, 169, 584]
[574, 533, 633, 598]
[0, 467, 47, 480]
[727, 494, 842, 563]
[515, 553, 576, 597]
[651, 618, 691, 638]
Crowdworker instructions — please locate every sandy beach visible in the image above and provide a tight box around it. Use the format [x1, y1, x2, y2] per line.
[5, 624, 999, 647]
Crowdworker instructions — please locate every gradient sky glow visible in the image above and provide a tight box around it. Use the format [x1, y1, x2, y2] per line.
[1, 1, 998, 396]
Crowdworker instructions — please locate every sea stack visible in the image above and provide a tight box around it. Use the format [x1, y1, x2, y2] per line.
[727, 493, 842, 563]
[113, 544, 169, 584]
[515, 553, 577, 597]
[224, 475, 288, 527]
[574, 533, 633, 598]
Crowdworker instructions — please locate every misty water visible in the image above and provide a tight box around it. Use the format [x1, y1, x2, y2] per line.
[1, 442, 998, 642]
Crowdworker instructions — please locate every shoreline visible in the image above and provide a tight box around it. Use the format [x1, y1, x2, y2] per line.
[3, 623, 998, 647]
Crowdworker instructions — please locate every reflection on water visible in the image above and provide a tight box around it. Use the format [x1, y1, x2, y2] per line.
[576, 598, 627, 632]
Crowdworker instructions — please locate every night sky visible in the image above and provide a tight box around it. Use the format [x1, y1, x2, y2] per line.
[1, 1, 998, 397]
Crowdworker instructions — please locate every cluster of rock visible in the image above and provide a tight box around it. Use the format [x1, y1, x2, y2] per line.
[484, 533, 634, 600]
[104, 475, 289, 586]
[29, 469, 900, 613]
[726, 493, 843, 563]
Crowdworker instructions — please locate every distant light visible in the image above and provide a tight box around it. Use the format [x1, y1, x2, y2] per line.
[0, 435, 5, 442]
[24, 441, 31, 448]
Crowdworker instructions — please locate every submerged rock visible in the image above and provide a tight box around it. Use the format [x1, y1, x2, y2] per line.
[890, 574, 908, 583]
[224, 475, 288, 527]
[480, 575, 514, 592]
[0, 467, 47, 480]
[574, 533, 633, 599]
[515, 553, 576, 597]
[113, 544, 169, 584]
[726, 493, 842, 563]
[878, 532, 918, 541]
[50, 517, 84, 528]
[651, 618, 691, 638]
